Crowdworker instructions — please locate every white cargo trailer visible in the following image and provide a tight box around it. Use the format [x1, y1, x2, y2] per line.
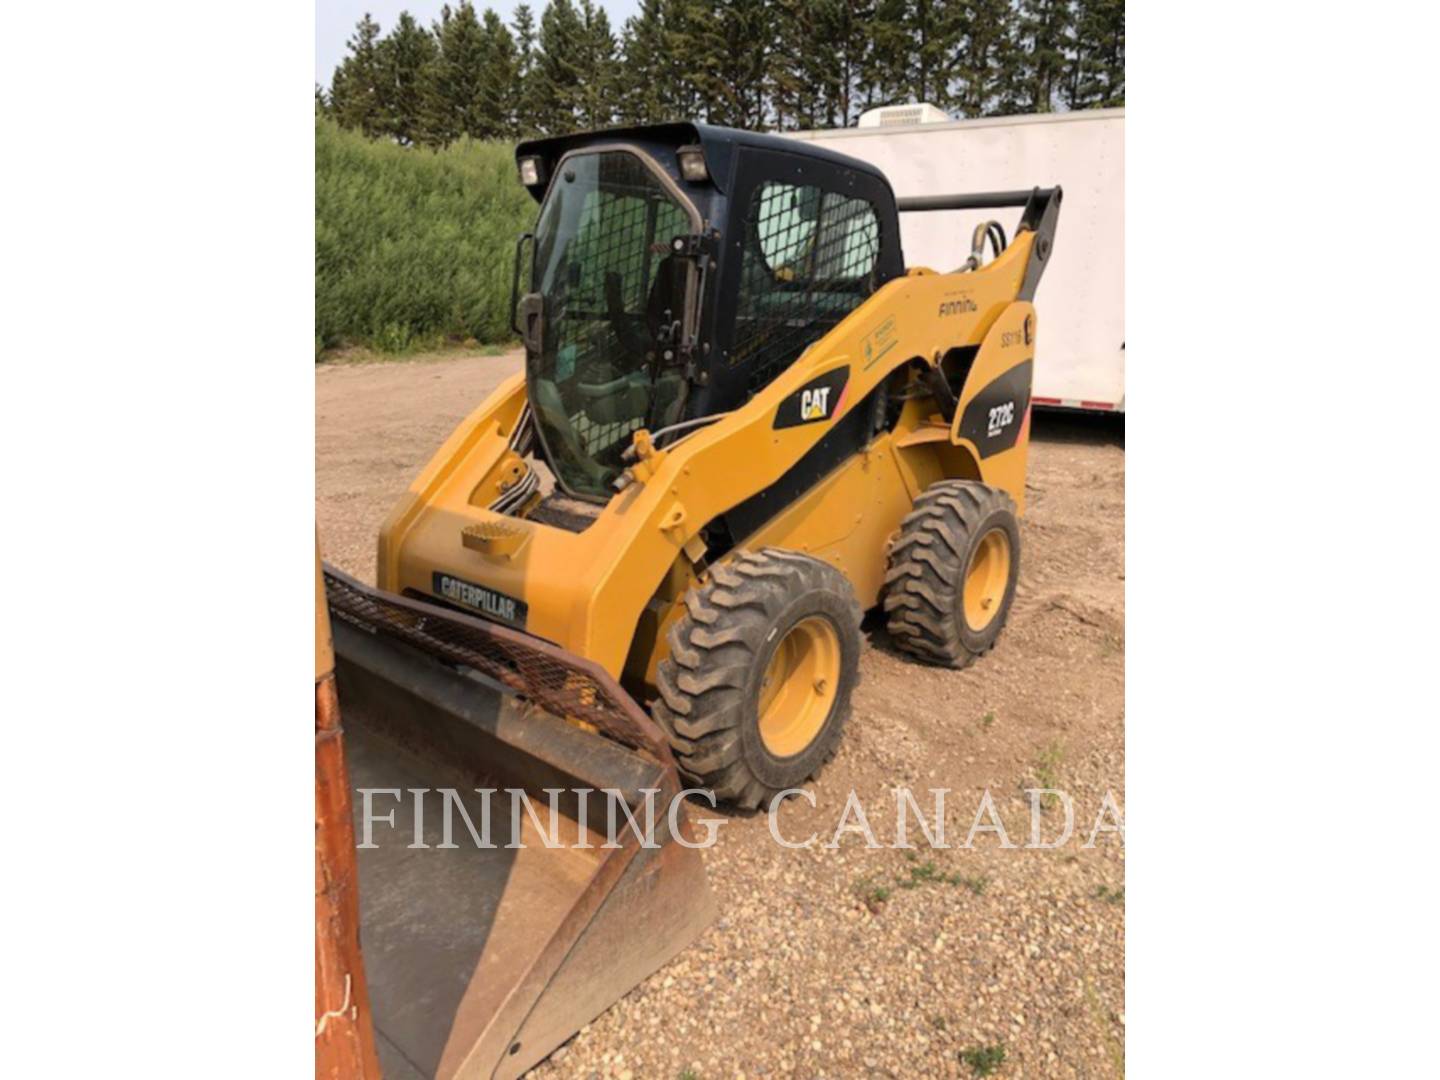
[786, 107, 1125, 412]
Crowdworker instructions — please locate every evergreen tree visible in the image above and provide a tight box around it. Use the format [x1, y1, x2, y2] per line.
[858, 0, 960, 115]
[1011, 0, 1074, 113]
[770, 0, 866, 130]
[767, 0, 817, 129]
[422, 2, 489, 144]
[953, 0, 1019, 117]
[322, 0, 1119, 152]
[1065, 0, 1123, 109]
[674, 0, 770, 129]
[376, 11, 437, 145]
[330, 14, 387, 137]
[730, 0, 775, 128]
[512, 5, 539, 132]
[617, 0, 670, 125]
[477, 9, 521, 136]
[662, 0, 721, 124]
[859, 0, 911, 116]
[911, 0, 960, 109]
[575, 0, 618, 130]
[533, 0, 586, 135]
[813, 0, 875, 127]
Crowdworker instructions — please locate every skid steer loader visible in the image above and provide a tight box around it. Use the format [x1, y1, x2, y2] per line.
[323, 121, 1059, 1078]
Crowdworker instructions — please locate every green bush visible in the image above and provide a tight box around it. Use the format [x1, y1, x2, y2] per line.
[315, 118, 535, 355]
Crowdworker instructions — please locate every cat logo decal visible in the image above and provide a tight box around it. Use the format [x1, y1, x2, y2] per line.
[774, 366, 850, 429]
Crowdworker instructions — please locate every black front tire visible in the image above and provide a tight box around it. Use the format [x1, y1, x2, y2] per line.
[652, 549, 862, 810]
[882, 480, 1021, 668]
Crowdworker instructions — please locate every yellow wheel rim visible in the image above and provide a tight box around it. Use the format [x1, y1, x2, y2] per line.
[757, 616, 841, 758]
[962, 528, 1012, 632]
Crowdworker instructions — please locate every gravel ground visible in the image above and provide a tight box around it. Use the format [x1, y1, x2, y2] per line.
[317, 347, 1125, 1080]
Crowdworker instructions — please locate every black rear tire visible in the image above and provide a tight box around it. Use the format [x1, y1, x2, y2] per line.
[882, 480, 1021, 668]
[652, 549, 862, 810]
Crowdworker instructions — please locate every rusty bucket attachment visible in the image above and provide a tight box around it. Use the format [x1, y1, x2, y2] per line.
[325, 568, 716, 1079]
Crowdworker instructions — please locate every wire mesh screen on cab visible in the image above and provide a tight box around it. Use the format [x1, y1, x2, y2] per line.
[733, 182, 881, 397]
[531, 151, 690, 497]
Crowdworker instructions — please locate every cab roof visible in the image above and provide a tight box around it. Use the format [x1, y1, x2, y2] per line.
[515, 121, 895, 201]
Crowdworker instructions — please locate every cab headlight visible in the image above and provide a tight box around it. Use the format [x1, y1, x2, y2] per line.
[518, 156, 546, 187]
[677, 146, 708, 183]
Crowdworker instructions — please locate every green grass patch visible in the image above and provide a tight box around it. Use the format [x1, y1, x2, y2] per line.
[1093, 883, 1125, 905]
[899, 860, 944, 888]
[866, 858, 992, 905]
[1032, 740, 1066, 809]
[960, 1042, 1007, 1076]
[951, 873, 991, 896]
[853, 874, 892, 913]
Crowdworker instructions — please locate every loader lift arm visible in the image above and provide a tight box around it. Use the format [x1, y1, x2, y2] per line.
[896, 186, 1063, 300]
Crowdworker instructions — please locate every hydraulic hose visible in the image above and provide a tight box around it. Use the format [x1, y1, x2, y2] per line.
[961, 220, 1008, 271]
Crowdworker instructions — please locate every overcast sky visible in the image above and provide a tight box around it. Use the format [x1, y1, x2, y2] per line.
[316, 0, 642, 88]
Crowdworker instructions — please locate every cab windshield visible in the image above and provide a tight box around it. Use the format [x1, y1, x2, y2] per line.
[528, 150, 695, 499]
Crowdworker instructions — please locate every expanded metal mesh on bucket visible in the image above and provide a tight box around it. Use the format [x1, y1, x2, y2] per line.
[324, 566, 668, 762]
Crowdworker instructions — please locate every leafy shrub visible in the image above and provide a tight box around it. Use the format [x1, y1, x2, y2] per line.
[315, 118, 535, 355]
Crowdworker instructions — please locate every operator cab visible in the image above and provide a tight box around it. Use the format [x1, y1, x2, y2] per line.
[513, 123, 904, 501]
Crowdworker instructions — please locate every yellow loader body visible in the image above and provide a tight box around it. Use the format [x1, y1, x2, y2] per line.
[379, 241, 1040, 687]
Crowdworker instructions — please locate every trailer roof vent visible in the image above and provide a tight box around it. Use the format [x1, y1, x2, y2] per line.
[857, 103, 951, 128]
